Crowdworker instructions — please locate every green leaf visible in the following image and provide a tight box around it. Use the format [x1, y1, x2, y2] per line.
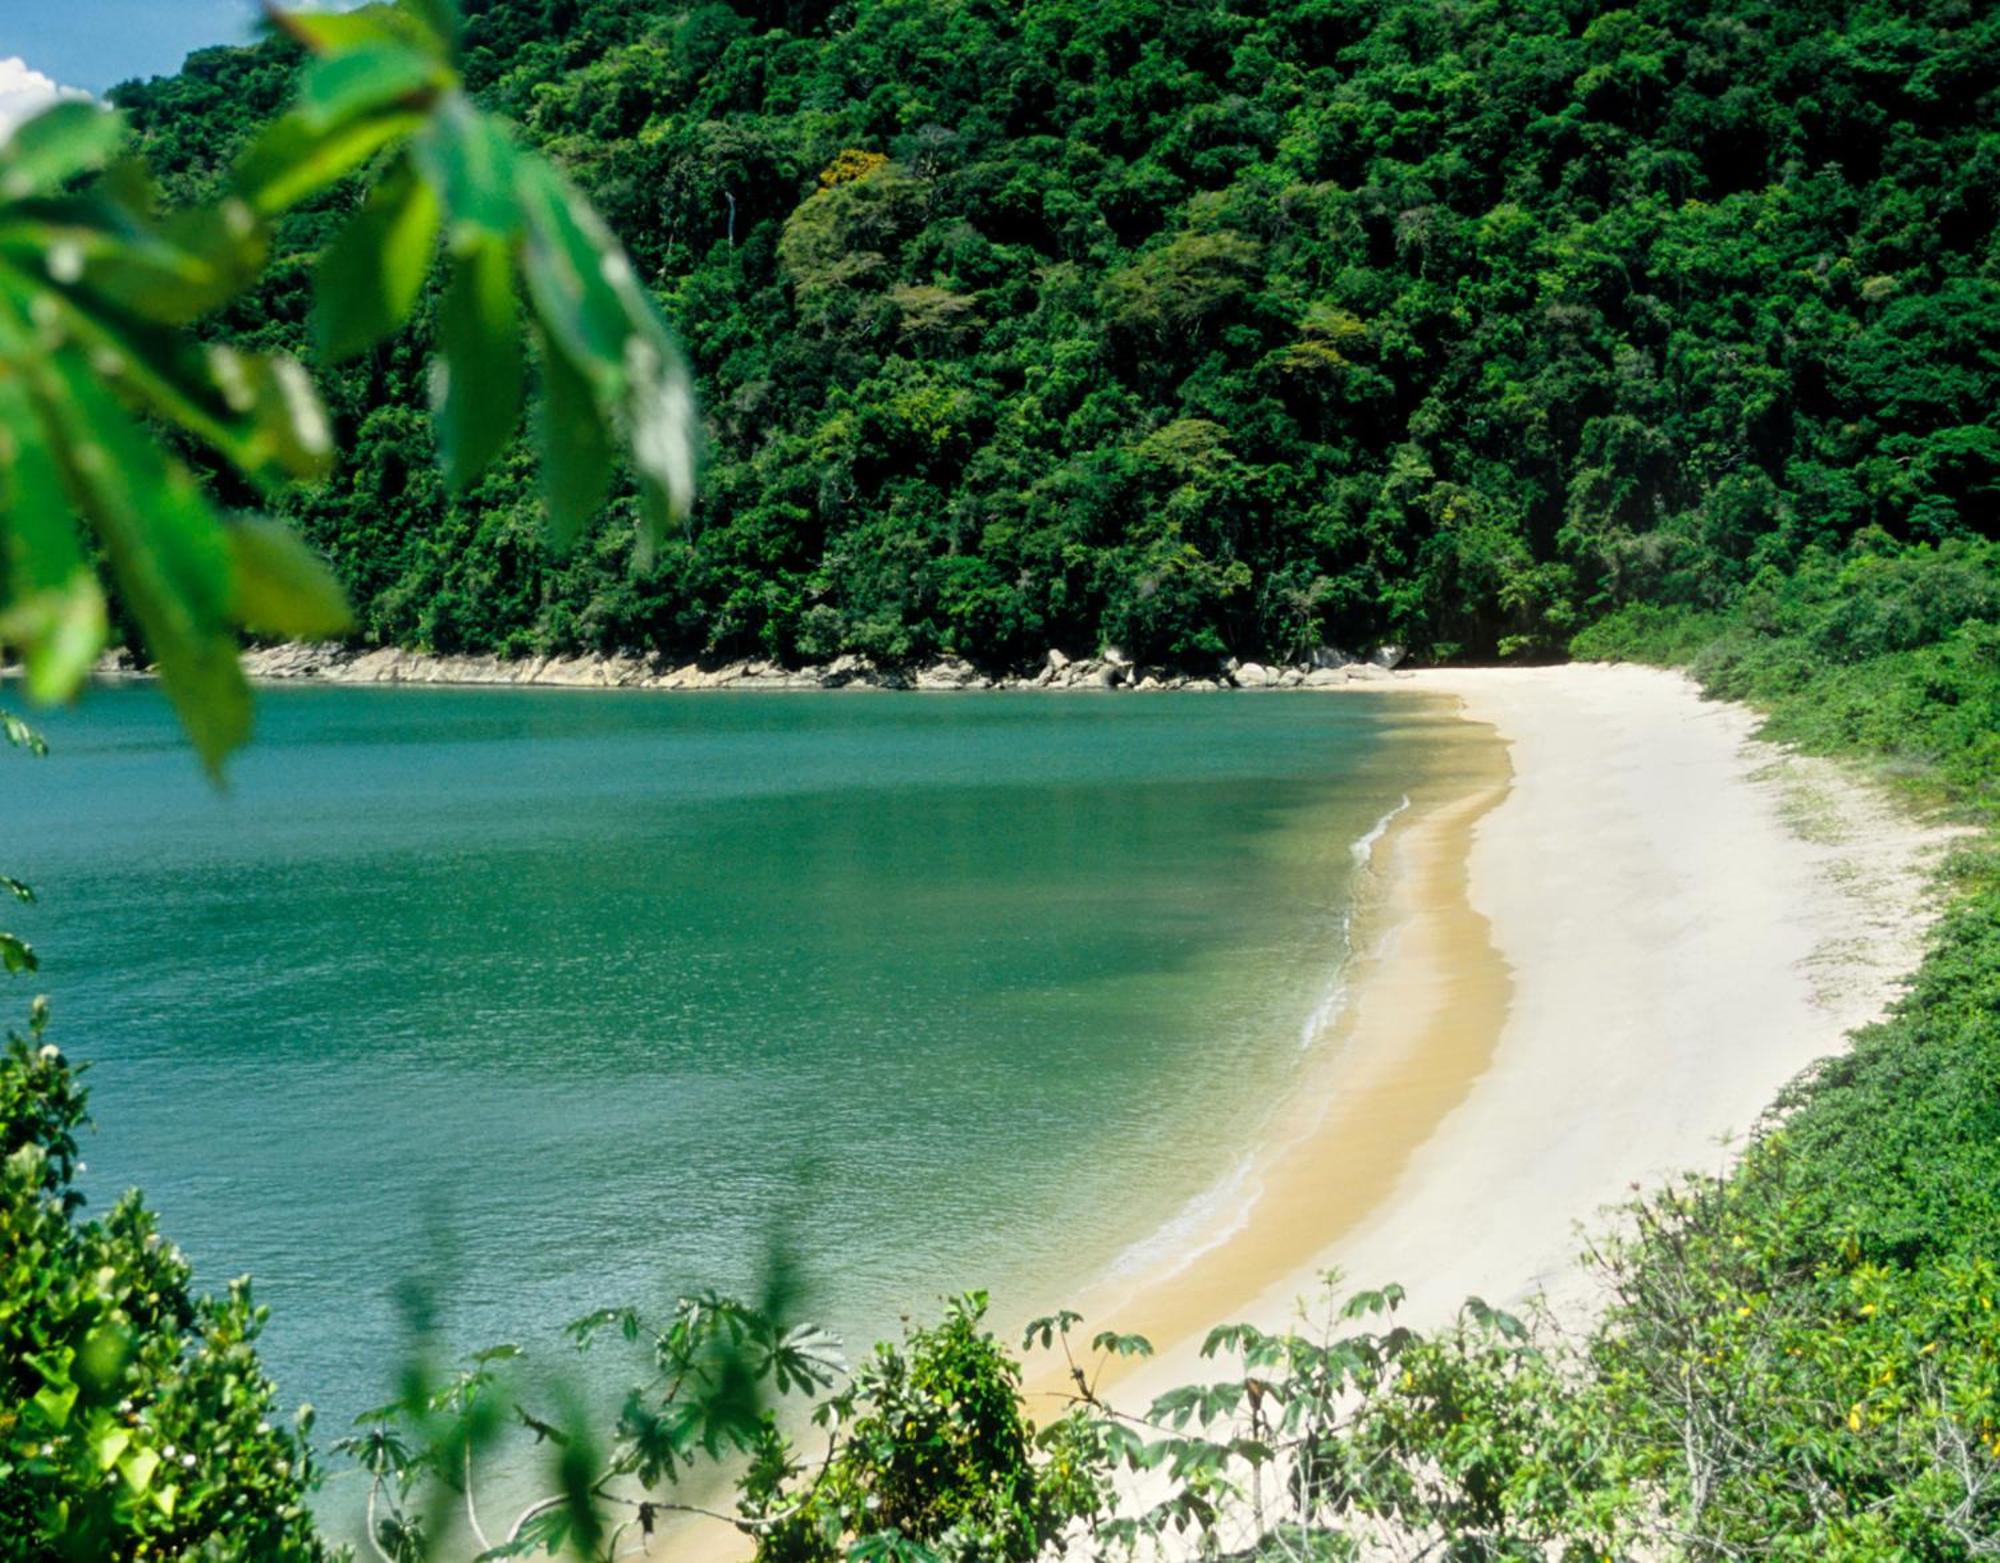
[1, 877, 34, 903]
[515, 156, 633, 369]
[203, 346, 337, 482]
[69, 199, 272, 325]
[119, 1445, 159, 1495]
[32, 1379, 78, 1430]
[0, 197, 267, 327]
[295, 45, 442, 133]
[312, 157, 442, 362]
[0, 571, 105, 704]
[0, 710, 48, 755]
[228, 519, 355, 639]
[849, 1530, 942, 1563]
[0, 932, 37, 975]
[1146, 1385, 1206, 1426]
[0, 369, 108, 699]
[515, 155, 697, 555]
[93, 1426, 131, 1473]
[0, 103, 126, 201]
[30, 347, 250, 776]
[233, 106, 426, 218]
[268, 0, 452, 63]
[93, 154, 160, 219]
[564, 1307, 641, 1346]
[1022, 1311, 1084, 1350]
[628, 342, 697, 568]
[765, 1322, 846, 1395]
[484, 1504, 571, 1557]
[411, 101, 520, 238]
[16, 279, 331, 486]
[434, 232, 522, 489]
[534, 324, 611, 551]
[401, 0, 463, 57]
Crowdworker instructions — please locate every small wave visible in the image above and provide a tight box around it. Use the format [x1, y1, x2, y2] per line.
[1351, 792, 1411, 869]
[1109, 792, 1418, 1286]
[1297, 793, 1411, 1050]
[1107, 1152, 1260, 1281]
[1298, 947, 1353, 1051]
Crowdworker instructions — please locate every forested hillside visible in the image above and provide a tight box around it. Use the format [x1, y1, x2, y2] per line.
[113, 0, 2000, 668]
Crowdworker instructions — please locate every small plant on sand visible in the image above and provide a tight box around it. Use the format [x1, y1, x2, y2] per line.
[746, 1293, 1109, 1563]
[1033, 1280, 1620, 1563]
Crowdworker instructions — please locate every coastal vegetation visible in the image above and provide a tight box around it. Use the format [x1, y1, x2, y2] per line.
[0, 1025, 332, 1560]
[1571, 542, 2000, 1553]
[4, 0, 2000, 1558]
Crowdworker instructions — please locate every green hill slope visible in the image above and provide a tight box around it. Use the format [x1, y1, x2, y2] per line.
[113, 0, 2000, 667]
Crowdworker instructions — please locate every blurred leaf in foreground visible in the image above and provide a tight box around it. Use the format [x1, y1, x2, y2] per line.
[0, 0, 699, 775]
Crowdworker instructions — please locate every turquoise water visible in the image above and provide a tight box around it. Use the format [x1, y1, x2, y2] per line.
[5, 684, 1453, 1448]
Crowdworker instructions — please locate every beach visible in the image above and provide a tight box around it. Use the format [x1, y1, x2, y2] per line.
[164, 657, 1946, 1559]
[52, 656, 1955, 1553]
[1026, 661, 1953, 1416]
[202, 656, 1955, 1464]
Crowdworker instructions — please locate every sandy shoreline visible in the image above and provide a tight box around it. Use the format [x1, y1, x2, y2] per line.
[1024, 662, 1954, 1423]
[1017, 694, 1513, 1401]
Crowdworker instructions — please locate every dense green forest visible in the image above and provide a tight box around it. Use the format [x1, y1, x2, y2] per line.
[110, 0, 2000, 669]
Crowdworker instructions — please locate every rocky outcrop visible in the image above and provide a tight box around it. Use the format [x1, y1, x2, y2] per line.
[92, 641, 1416, 694]
[915, 657, 991, 690]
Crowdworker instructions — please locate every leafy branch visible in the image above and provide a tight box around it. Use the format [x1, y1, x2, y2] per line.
[337, 1283, 845, 1561]
[0, 0, 695, 774]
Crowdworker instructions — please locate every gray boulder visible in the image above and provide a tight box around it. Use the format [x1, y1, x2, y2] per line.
[916, 658, 986, 690]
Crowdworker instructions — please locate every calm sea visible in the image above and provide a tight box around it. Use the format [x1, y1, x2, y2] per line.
[5, 683, 1458, 1452]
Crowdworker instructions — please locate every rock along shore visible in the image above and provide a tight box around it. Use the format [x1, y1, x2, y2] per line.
[92, 641, 1412, 693]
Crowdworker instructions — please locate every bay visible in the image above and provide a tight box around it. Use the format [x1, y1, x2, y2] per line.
[4, 682, 1455, 1446]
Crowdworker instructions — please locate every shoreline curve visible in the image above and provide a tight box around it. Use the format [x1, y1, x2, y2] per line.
[1026, 662, 1955, 1422]
[1020, 695, 1513, 1406]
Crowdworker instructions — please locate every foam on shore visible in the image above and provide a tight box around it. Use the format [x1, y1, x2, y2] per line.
[1109, 784, 1434, 1289]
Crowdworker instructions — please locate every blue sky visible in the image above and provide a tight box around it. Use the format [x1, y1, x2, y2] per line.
[1, 0, 275, 96]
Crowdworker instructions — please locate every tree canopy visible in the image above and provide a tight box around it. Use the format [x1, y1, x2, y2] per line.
[101, 0, 2000, 672]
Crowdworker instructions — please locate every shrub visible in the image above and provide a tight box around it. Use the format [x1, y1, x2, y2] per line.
[0, 1009, 331, 1561]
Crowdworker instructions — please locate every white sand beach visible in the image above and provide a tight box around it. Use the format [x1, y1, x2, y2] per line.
[1033, 661, 1954, 1414]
